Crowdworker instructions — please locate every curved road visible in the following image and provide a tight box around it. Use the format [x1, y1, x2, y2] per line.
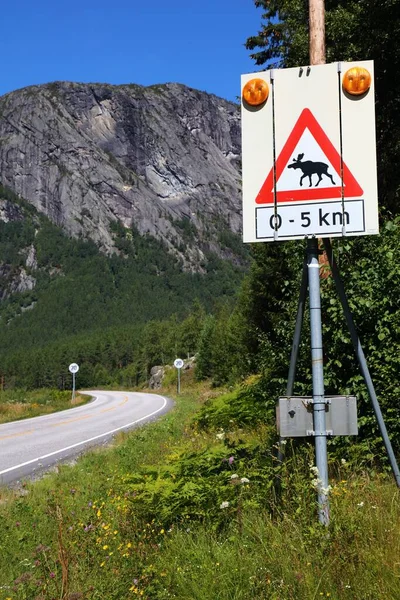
[0, 390, 173, 485]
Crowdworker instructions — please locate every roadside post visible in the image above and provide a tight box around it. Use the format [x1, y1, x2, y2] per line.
[174, 358, 184, 394]
[69, 363, 79, 402]
[241, 0, 399, 525]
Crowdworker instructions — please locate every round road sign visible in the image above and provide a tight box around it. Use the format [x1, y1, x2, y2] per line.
[174, 358, 184, 369]
[69, 363, 80, 374]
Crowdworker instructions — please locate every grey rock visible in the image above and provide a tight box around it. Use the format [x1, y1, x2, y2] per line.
[0, 265, 36, 301]
[183, 356, 196, 370]
[0, 82, 242, 270]
[0, 198, 24, 223]
[149, 365, 165, 389]
[24, 244, 37, 270]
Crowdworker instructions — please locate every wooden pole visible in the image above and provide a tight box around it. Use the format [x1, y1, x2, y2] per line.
[309, 0, 326, 65]
[309, 1, 330, 273]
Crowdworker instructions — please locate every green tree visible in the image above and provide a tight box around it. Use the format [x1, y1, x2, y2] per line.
[178, 301, 206, 359]
[195, 316, 216, 381]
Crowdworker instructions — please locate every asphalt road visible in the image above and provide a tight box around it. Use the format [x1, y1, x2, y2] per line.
[0, 390, 173, 485]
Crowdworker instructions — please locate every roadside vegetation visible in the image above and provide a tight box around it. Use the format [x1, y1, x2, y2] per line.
[0, 372, 398, 599]
[0, 389, 90, 424]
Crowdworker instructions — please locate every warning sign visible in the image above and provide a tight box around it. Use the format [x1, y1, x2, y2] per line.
[256, 108, 363, 204]
[241, 61, 378, 242]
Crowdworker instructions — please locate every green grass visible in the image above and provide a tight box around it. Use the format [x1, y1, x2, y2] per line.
[0, 378, 399, 599]
[0, 379, 210, 599]
[0, 389, 91, 424]
[146, 477, 400, 599]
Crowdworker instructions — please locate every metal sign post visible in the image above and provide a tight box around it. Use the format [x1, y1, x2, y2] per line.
[69, 363, 79, 402]
[308, 238, 329, 524]
[174, 358, 184, 394]
[239, 1, 400, 525]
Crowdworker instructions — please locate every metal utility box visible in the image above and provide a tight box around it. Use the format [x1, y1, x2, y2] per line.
[277, 396, 358, 438]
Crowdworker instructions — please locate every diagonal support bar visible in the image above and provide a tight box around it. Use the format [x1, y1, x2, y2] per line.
[286, 257, 309, 397]
[323, 238, 400, 488]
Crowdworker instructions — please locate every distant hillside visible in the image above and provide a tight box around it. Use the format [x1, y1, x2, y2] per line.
[0, 185, 247, 388]
[0, 81, 242, 271]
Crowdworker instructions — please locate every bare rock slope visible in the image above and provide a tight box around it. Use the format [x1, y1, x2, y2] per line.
[0, 81, 242, 269]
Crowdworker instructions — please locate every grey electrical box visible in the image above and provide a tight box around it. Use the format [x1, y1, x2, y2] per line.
[277, 396, 358, 438]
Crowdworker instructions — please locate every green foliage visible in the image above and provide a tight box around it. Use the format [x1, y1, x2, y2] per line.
[0, 388, 89, 423]
[195, 315, 216, 381]
[0, 188, 246, 388]
[196, 378, 272, 430]
[171, 217, 198, 243]
[0, 380, 398, 599]
[123, 424, 279, 533]
[0, 220, 35, 265]
[190, 212, 400, 464]
[217, 228, 249, 260]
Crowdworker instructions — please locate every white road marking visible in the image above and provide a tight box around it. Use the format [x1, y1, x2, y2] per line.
[0, 395, 168, 476]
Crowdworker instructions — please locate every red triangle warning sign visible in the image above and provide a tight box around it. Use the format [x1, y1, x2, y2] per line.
[256, 108, 363, 204]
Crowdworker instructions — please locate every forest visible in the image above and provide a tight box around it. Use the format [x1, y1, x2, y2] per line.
[0, 185, 246, 389]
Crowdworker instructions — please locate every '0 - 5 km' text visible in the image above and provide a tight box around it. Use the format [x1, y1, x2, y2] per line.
[256, 200, 365, 240]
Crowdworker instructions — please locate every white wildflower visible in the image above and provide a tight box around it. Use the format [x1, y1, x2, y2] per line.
[321, 485, 332, 496]
[230, 474, 239, 480]
[357, 501, 364, 508]
[220, 501, 230, 509]
[240, 477, 250, 484]
[341, 458, 347, 465]
[310, 465, 320, 476]
[311, 477, 323, 489]
[216, 432, 225, 440]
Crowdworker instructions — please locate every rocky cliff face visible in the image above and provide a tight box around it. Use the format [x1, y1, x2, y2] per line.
[0, 81, 242, 269]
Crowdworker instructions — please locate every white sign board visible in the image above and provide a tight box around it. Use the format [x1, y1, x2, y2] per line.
[241, 61, 378, 242]
[174, 358, 184, 369]
[69, 363, 79, 374]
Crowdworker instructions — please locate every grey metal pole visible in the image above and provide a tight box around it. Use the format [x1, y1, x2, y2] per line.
[72, 372, 76, 402]
[324, 238, 400, 488]
[177, 368, 181, 395]
[308, 237, 330, 525]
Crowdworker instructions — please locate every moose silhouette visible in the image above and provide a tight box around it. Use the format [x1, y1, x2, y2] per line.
[288, 153, 336, 187]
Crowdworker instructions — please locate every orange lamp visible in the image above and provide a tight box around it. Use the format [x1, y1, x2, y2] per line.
[342, 67, 371, 96]
[242, 78, 269, 106]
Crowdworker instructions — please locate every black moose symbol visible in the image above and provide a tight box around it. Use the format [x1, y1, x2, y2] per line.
[288, 153, 336, 187]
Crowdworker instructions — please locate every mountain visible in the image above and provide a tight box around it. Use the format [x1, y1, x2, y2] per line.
[0, 81, 242, 270]
[0, 82, 247, 387]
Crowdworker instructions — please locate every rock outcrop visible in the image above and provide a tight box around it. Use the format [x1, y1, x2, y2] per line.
[0, 81, 242, 270]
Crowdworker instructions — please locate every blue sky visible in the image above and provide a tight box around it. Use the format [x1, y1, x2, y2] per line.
[0, 0, 263, 102]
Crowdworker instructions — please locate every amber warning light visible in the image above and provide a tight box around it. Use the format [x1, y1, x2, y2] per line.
[242, 78, 269, 107]
[342, 66, 371, 96]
